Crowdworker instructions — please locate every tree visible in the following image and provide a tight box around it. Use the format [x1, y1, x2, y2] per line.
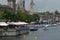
[55, 10, 60, 16]
[0, 12, 4, 19]
[18, 13, 32, 23]
[0, 9, 40, 23]
[3, 9, 14, 21]
[32, 14, 40, 22]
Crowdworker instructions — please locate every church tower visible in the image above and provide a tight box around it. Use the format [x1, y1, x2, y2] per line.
[29, 0, 35, 14]
[7, 0, 16, 13]
[18, 0, 26, 13]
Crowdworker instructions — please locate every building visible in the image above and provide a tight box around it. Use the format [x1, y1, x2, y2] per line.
[15, 3, 20, 12]
[38, 13, 53, 23]
[29, 0, 35, 14]
[7, 0, 16, 13]
[16, 0, 26, 13]
[7, 0, 26, 13]
[0, 4, 12, 12]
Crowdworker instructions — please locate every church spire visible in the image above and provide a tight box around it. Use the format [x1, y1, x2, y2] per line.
[7, 0, 16, 13]
[29, 0, 35, 14]
[18, 0, 26, 13]
[30, 0, 34, 5]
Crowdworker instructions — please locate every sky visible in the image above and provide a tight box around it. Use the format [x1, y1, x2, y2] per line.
[0, 0, 60, 12]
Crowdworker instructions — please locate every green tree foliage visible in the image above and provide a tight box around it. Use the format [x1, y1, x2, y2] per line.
[32, 14, 40, 22]
[0, 9, 39, 23]
[3, 9, 13, 21]
[55, 10, 59, 15]
[15, 12, 40, 23]
[0, 9, 60, 23]
[2, 9, 18, 22]
[0, 12, 4, 19]
[17, 13, 32, 23]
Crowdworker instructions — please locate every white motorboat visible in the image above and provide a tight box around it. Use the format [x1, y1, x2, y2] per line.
[43, 25, 48, 31]
[53, 24, 57, 26]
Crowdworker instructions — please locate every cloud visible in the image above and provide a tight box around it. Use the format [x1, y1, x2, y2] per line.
[0, 0, 7, 5]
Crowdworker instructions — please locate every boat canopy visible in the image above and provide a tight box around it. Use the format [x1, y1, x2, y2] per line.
[0, 22, 9, 26]
[7, 22, 28, 25]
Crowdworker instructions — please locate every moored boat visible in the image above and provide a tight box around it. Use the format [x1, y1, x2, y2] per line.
[43, 25, 48, 31]
[0, 22, 29, 36]
[30, 27, 38, 31]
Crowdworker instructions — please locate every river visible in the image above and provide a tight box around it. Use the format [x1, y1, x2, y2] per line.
[1, 24, 60, 40]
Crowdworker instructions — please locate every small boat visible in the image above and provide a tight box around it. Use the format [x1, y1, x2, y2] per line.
[53, 24, 57, 26]
[34, 24, 40, 28]
[43, 25, 48, 31]
[30, 27, 38, 31]
[40, 24, 52, 28]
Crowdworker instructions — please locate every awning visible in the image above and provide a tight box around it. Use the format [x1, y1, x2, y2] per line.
[7, 22, 28, 25]
[0, 22, 9, 26]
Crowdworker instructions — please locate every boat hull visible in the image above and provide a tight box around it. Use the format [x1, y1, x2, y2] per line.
[30, 29, 38, 31]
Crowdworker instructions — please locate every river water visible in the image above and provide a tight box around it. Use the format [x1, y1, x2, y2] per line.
[1, 24, 60, 40]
